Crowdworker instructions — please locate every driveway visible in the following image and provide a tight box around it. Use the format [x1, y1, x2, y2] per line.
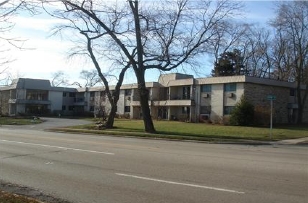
[1, 117, 92, 131]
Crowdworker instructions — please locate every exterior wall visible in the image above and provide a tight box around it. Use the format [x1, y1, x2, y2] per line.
[158, 73, 193, 86]
[151, 87, 160, 100]
[49, 91, 63, 112]
[303, 93, 308, 123]
[62, 92, 74, 116]
[0, 90, 10, 115]
[224, 83, 243, 106]
[117, 90, 125, 115]
[244, 83, 290, 124]
[16, 89, 26, 100]
[16, 104, 25, 114]
[211, 84, 224, 121]
[92, 91, 107, 117]
[124, 90, 132, 116]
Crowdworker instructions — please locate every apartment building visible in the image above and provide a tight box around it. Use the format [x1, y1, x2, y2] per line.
[0, 78, 77, 116]
[0, 74, 307, 124]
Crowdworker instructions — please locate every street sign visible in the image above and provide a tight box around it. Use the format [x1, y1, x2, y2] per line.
[267, 95, 276, 100]
[267, 95, 276, 139]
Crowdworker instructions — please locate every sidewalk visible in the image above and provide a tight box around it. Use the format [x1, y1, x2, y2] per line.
[276, 137, 308, 145]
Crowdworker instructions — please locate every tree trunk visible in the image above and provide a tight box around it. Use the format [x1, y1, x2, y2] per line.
[105, 103, 117, 128]
[139, 86, 156, 133]
[136, 74, 156, 133]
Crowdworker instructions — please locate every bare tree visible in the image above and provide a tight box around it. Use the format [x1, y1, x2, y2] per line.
[73, 69, 101, 88]
[270, 1, 308, 124]
[0, 0, 38, 80]
[50, 71, 69, 87]
[43, 0, 243, 133]
[240, 25, 273, 78]
[0, 0, 19, 70]
[210, 21, 248, 70]
[42, 1, 131, 128]
[0, 70, 24, 86]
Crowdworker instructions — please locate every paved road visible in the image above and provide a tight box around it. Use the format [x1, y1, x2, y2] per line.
[0, 122, 307, 203]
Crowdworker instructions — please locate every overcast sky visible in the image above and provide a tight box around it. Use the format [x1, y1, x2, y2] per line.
[1, 1, 277, 86]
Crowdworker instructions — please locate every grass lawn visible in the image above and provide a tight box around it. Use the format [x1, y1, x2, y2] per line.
[0, 117, 43, 125]
[0, 190, 41, 203]
[67, 119, 308, 141]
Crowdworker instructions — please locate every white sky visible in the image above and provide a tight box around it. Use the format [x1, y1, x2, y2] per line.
[1, 1, 276, 86]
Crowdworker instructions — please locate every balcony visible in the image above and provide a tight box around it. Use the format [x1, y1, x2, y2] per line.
[152, 100, 194, 106]
[9, 99, 51, 105]
[74, 98, 86, 106]
[130, 99, 195, 107]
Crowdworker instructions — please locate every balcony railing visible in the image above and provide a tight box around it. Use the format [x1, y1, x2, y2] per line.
[153, 100, 194, 106]
[130, 99, 194, 107]
[9, 99, 51, 105]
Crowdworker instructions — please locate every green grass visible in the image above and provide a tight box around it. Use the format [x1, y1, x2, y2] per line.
[0, 117, 43, 125]
[65, 119, 308, 142]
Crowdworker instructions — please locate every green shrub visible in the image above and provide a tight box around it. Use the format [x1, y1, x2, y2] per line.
[230, 96, 254, 126]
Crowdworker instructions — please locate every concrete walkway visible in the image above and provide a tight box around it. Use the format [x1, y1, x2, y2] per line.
[276, 137, 308, 145]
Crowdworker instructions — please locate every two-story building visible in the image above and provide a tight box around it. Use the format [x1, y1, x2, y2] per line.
[0, 78, 76, 116]
[0, 74, 307, 124]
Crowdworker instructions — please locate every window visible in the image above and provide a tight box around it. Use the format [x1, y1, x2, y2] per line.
[124, 106, 131, 112]
[26, 90, 48, 101]
[224, 83, 236, 92]
[290, 88, 296, 96]
[182, 86, 190, 99]
[90, 106, 94, 111]
[90, 92, 95, 97]
[125, 89, 132, 96]
[201, 85, 212, 92]
[62, 105, 66, 111]
[224, 106, 234, 115]
[200, 106, 211, 114]
[63, 92, 67, 97]
[69, 92, 76, 97]
[182, 107, 190, 114]
[68, 106, 74, 111]
[75, 97, 84, 102]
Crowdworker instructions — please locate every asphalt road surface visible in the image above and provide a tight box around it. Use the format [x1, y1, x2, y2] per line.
[0, 119, 307, 203]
